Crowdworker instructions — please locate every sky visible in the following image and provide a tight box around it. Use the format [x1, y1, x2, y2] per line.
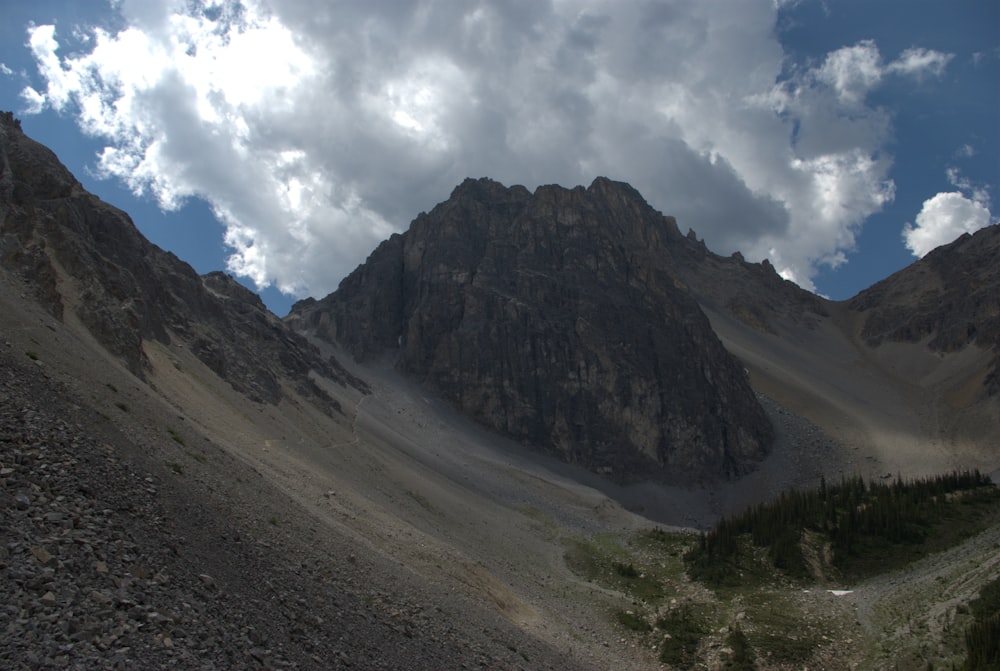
[1, 0, 997, 317]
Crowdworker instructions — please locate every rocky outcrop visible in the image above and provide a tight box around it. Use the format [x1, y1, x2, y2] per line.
[667, 241, 829, 334]
[849, 225, 1000, 351]
[849, 224, 1000, 394]
[290, 177, 773, 482]
[0, 111, 361, 410]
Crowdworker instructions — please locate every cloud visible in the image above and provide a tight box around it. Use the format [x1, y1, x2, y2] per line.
[903, 167, 993, 257]
[955, 143, 976, 159]
[886, 47, 953, 78]
[809, 40, 952, 107]
[19, 86, 45, 114]
[903, 192, 992, 257]
[19, 0, 952, 298]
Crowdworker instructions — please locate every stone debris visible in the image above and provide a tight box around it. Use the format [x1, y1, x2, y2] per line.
[0, 349, 581, 670]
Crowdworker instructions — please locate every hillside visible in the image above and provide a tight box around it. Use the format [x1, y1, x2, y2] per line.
[288, 177, 773, 483]
[2, 111, 999, 669]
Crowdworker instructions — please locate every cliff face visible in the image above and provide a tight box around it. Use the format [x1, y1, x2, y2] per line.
[290, 177, 773, 482]
[0, 112, 363, 410]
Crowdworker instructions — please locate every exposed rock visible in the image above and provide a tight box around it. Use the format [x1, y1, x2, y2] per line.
[0, 111, 362, 411]
[849, 224, 1000, 394]
[290, 177, 773, 482]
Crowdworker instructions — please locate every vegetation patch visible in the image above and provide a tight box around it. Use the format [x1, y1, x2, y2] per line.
[686, 471, 999, 585]
[564, 474, 999, 668]
[167, 427, 186, 446]
[614, 609, 651, 632]
[563, 534, 629, 584]
[165, 461, 184, 475]
[743, 593, 820, 664]
[613, 561, 639, 578]
[723, 626, 756, 670]
[656, 605, 706, 667]
[963, 576, 1000, 670]
[564, 533, 669, 603]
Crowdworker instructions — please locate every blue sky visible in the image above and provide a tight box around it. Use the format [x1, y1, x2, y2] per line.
[2, 0, 996, 317]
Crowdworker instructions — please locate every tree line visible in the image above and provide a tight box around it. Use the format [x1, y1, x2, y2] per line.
[686, 470, 997, 584]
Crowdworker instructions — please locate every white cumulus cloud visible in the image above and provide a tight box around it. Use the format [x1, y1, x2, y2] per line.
[18, 0, 955, 299]
[903, 191, 992, 257]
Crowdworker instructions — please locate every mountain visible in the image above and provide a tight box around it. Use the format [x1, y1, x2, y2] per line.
[0, 112, 363, 412]
[849, 224, 1000, 394]
[288, 177, 774, 483]
[2, 111, 999, 670]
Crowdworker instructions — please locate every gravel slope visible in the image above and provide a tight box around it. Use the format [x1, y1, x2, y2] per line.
[0, 274, 603, 670]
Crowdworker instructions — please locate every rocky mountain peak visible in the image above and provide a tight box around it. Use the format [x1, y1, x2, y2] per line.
[289, 178, 774, 482]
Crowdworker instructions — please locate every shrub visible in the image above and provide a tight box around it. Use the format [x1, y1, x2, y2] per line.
[657, 607, 705, 667]
[615, 610, 651, 632]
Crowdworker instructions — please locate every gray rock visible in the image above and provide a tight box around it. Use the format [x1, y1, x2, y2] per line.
[290, 177, 773, 482]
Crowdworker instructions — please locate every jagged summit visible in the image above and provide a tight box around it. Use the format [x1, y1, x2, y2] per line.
[289, 177, 774, 483]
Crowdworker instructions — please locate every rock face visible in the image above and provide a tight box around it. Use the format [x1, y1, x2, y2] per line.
[290, 177, 773, 482]
[0, 111, 362, 410]
[849, 225, 1000, 394]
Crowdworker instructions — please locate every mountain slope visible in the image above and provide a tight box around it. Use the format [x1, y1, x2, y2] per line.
[675, 218, 999, 479]
[849, 224, 1000, 392]
[3, 110, 998, 670]
[0, 111, 652, 670]
[0, 111, 360, 411]
[289, 177, 774, 483]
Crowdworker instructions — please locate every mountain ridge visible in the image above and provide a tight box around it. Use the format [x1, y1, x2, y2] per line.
[289, 176, 775, 483]
[0, 110, 363, 411]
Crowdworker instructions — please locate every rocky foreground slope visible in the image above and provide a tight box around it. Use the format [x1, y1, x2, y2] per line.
[0, 111, 602, 670]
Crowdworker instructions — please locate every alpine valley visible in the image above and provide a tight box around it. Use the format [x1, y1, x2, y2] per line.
[2, 111, 998, 670]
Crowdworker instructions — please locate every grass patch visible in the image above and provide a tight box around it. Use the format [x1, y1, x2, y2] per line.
[167, 427, 186, 446]
[563, 534, 629, 583]
[191, 452, 208, 463]
[165, 461, 184, 475]
[114, 401, 130, 413]
[268, 515, 279, 526]
[636, 527, 689, 555]
[24, 351, 39, 361]
[105, 382, 118, 392]
[563, 534, 666, 602]
[743, 593, 819, 664]
[515, 505, 558, 530]
[614, 610, 652, 632]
